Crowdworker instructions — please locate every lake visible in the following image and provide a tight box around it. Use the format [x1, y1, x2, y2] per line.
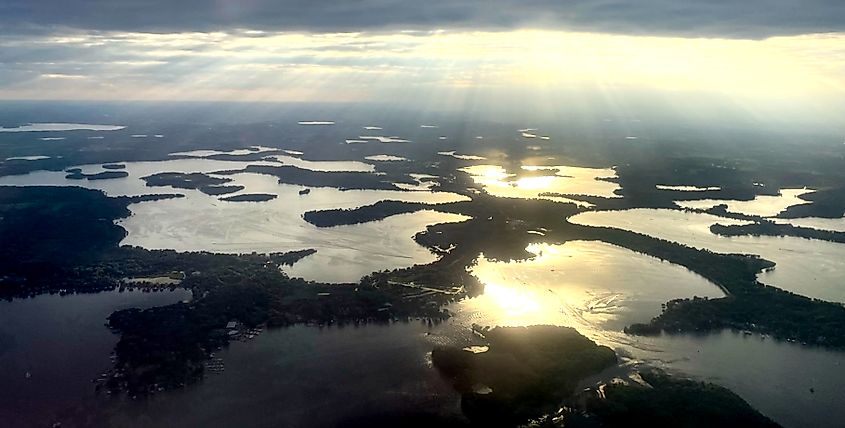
[569, 208, 845, 302]
[0, 156, 471, 283]
[0, 289, 191, 428]
[459, 164, 620, 207]
[0, 123, 126, 132]
[466, 240, 723, 331]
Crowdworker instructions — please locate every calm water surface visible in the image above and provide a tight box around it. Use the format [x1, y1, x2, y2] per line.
[676, 188, 812, 217]
[0, 157, 470, 283]
[102, 324, 462, 428]
[0, 290, 191, 428]
[0, 123, 126, 132]
[569, 208, 845, 302]
[774, 216, 845, 233]
[459, 164, 620, 207]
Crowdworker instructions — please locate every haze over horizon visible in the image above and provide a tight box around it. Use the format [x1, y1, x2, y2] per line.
[1, 1, 844, 129]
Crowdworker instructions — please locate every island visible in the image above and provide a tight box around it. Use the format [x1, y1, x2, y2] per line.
[710, 221, 845, 244]
[572, 368, 780, 427]
[219, 193, 277, 202]
[141, 171, 232, 190]
[433, 325, 779, 427]
[199, 184, 246, 196]
[214, 164, 404, 191]
[65, 170, 129, 180]
[433, 325, 617, 425]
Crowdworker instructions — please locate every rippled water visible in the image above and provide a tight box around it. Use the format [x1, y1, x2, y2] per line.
[448, 237, 845, 428]
[466, 240, 722, 331]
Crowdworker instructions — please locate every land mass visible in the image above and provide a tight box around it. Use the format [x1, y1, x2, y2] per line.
[200, 184, 245, 195]
[433, 325, 778, 427]
[778, 187, 845, 219]
[215, 164, 406, 191]
[433, 325, 617, 425]
[219, 193, 277, 202]
[65, 170, 129, 180]
[571, 368, 780, 428]
[711, 221, 845, 244]
[0, 186, 458, 396]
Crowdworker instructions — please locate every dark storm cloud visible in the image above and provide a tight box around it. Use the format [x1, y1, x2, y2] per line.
[0, 0, 843, 39]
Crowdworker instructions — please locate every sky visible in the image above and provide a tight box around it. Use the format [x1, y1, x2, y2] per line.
[1, 1, 844, 125]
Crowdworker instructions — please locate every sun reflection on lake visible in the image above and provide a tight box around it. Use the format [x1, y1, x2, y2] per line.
[459, 241, 723, 332]
[459, 164, 620, 207]
[476, 282, 545, 322]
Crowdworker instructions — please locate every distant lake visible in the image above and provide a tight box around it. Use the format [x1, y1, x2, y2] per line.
[4, 155, 51, 161]
[0, 123, 126, 132]
[459, 164, 620, 208]
[676, 188, 813, 217]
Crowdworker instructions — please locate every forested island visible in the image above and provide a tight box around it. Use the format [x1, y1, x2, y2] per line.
[215, 164, 416, 190]
[433, 325, 617, 425]
[711, 221, 845, 244]
[219, 193, 277, 202]
[432, 325, 779, 427]
[65, 170, 129, 180]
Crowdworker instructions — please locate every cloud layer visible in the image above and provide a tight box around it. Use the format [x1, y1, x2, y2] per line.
[2, 30, 844, 104]
[1, 0, 844, 39]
